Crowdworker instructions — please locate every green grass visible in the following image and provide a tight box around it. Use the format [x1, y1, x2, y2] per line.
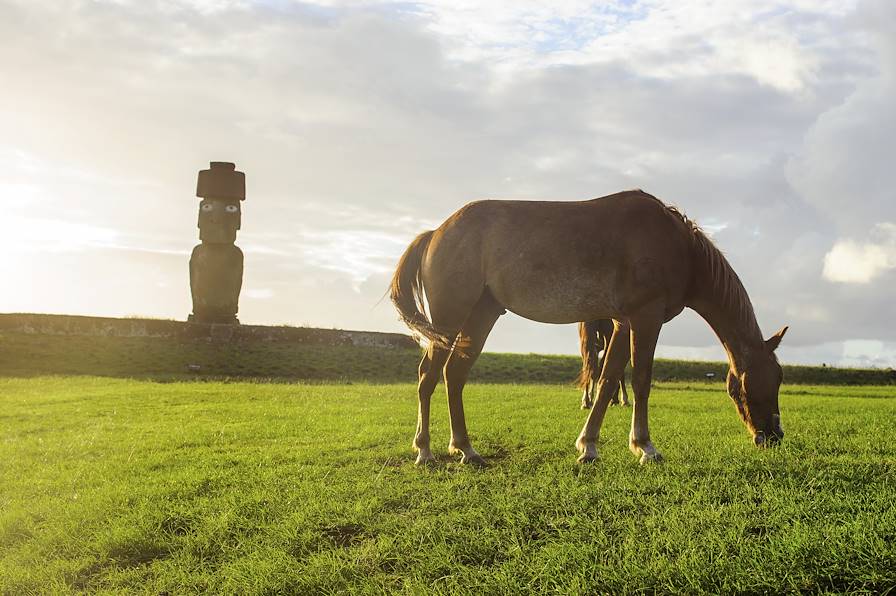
[2, 377, 895, 594]
[2, 331, 894, 385]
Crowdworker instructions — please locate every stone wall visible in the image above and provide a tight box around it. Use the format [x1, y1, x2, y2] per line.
[0, 313, 418, 349]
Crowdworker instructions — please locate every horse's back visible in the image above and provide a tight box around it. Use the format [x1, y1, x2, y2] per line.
[440, 190, 680, 240]
[424, 191, 693, 323]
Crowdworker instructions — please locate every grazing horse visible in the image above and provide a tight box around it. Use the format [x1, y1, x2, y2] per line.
[578, 320, 629, 409]
[390, 190, 788, 466]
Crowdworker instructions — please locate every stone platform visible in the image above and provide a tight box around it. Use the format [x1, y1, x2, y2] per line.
[0, 313, 417, 349]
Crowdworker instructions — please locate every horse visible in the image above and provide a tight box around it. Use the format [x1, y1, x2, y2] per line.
[390, 189, 787, 466]
[578, 319, 629, 409]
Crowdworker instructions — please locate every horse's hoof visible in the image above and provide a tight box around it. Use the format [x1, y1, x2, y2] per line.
[461, 454, 488, 467]
[577, 453, 598, 464]
[415, 453, 436, 466]
[639, 451, 664, 465]
[581, 403, 592, 410]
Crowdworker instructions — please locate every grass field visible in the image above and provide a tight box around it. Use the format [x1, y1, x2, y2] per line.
[2, 377, 895, 594]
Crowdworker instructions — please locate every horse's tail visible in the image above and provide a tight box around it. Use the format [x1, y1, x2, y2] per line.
[390, 231, 455, 350]
[576, 321, 601, 389]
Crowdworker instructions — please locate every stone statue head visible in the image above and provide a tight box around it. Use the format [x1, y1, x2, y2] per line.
[198, 199, 241, 243]
[196, 162, 245, 244]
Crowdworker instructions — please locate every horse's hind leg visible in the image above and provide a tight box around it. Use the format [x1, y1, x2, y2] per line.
[599, 327, 621, 406]
[589, 345, 604, 407]
[444, 291, 504, 466]
[579, 322, 595, 409]
[581, 381, 594, 409]
[619, 378, 630, 407]
[576, 322, 631, 463]
[414, 346, 450, 465]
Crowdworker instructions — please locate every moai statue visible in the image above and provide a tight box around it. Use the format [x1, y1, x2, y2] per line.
[189, 161, 245, 324]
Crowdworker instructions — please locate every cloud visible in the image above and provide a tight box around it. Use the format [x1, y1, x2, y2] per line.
[380, 0, 859, 92]
[1, 0, 895, 365]
[823, 223, 896, 283]
[244, 288, 274, 300]
[787, 0, 895, 239]
[0, 216, 121, 254]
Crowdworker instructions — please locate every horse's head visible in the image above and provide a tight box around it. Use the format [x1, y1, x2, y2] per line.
[727, 326, 788, 447]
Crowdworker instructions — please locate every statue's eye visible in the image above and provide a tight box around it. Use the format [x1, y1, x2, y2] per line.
[225, 204, 239, 213]
[201, 203, 214, 212]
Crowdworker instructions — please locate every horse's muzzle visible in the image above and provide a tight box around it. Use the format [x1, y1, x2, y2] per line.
[753, 414, 783, 447]
[753, 432, 779, 447]
[753, 427, 784, 448]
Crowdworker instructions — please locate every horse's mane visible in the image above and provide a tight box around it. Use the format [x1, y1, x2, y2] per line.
[664, 204, 759, 331]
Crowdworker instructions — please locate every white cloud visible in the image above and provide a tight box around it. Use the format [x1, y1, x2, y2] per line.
[823, 223, 896, 283]
[377, 0, 861, 92]
[244, 288, 274, 299]
[787, 0, 896, 235]
[1, 0, 895, 365]
[0, 216, 121, 254]
[841, 339, 896, 368]
[297, 229, 411, 287]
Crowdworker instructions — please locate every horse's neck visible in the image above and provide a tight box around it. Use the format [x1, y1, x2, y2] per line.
[688, 285, 764, 374]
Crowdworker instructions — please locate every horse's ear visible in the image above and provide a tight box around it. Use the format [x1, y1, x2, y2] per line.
[765, 326, 788, 352]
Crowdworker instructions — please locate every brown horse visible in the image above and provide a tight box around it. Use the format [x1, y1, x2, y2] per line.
[390, 190, 787, 466]
[578, 319, 629, 409]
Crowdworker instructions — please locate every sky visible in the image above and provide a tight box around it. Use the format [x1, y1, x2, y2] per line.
[2, 0, 895, 367]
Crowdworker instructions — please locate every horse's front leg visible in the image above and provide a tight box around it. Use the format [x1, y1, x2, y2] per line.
[628, 309, 664, 464]
[576, 323, 630, 463]
[608, 382, 621, 406]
